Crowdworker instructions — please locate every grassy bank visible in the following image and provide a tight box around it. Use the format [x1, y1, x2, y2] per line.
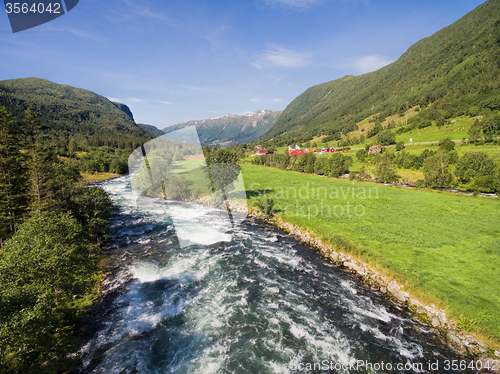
[81, 171, 121, 184]
[240, 164, 500, 347]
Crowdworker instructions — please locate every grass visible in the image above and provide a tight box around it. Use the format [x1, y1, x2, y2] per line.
[240, 164, 500, 348]
[284, 112, 482, 152]
[81, 171, 121, 184]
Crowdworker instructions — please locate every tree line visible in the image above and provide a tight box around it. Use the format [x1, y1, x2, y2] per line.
[249, 138, 500, 194]
[0, 107, 116, 373]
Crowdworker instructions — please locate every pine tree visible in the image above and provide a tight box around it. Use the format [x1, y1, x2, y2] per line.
[25, 108, 54, 214]
[0, 107, 30, 245]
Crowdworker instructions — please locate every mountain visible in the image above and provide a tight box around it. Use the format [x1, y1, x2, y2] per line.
[164, 110, 281, 146]
[0, 77, 151, 145]
[112, 102, 135, 122]
[138, 123, 165, 137]
[260, 0, 500, 145]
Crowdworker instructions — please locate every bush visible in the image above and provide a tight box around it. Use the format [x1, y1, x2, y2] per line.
[109, 158, 128, 174]
[356, 149, 367, 162]
[254, 196, 274, 217]
[367, 123, 383, 138]
[438, 137, 455, 152]
[327, 153, 353, 178]
[0, 213, 100, 372]
[422, 150, 453, 188]
[482, 114, 500, 137]
[314, 157, 329, 175]
[377, 130, 396, 146]
[455, 152, 496, 191]
[374, 153, 399, 183]
[395, 141, 405, 151]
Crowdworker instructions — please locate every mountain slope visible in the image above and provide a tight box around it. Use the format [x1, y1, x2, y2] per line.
[260, 0, 500, 145]
[138, 123, 165, 137]
[0, 78, 151, 143]
[164, 110, 281, 146]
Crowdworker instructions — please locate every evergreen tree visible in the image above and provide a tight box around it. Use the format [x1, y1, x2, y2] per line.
[0, 107, 30, 245]
[0, 213, 100, 372]
[25, 108, 55, 214]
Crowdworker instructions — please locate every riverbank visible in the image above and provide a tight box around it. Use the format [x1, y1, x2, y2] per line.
[231, 164, 500, 362]
[243, 205, 498, 362]
[192, 194, 500, 363]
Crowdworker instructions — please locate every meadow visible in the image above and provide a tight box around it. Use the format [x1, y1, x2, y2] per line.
[240, 164, 500, 347]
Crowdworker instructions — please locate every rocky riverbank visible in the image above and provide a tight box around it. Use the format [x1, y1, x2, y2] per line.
[194, 196, 500, 370]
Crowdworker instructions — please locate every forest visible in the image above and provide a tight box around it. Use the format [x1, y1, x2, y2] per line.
[0, 106, 144, 373]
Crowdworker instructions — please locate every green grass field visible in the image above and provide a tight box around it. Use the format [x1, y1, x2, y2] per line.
[240, 164, 500, 347]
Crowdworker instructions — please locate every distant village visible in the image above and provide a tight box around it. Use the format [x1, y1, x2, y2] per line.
[249, 144, 356, 157]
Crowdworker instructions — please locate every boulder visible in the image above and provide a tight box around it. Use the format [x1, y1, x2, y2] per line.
[431, 316, 441, 327]
[416, 306, 427, 315]
[387, 281, 400, 294]
[344, 261, 360, 273]
[448, 333, 466, 353]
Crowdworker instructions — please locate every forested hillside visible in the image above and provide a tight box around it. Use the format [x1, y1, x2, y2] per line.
[0, 78, 151, 148]
[165, 110, 281, 146]
[260, 0, 500, 145]
[138, 123, 165, 137]
[0, 106, 117, 372]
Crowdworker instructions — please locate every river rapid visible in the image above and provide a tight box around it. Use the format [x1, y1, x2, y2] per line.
[79, 175, 477, 374]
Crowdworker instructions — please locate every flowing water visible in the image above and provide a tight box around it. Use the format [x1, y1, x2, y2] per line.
[79, 175, 477, 373]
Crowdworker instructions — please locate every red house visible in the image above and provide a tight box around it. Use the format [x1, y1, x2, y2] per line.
[289, 148, 309, 157]
[253, 148, 268, 156]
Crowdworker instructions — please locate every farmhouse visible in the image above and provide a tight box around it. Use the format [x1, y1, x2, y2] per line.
[253, 148, 268, 156]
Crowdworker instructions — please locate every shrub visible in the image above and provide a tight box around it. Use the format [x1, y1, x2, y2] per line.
[455, 152, 495, 184]
[327, 153, 353, 178]
[0, 213, 100, 372]
[377, 130, 396, 146]
[422, 150, 453, 188]
[254, 196, 274, 217]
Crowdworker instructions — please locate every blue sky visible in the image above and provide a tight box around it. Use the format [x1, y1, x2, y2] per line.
[0, 0, 486, 129]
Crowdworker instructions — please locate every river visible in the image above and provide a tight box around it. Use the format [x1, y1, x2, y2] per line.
[79, 175, 477, 373]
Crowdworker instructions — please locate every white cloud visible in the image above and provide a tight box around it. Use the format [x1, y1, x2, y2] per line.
[252, 45, 312, 69]
[250, 98, 261, 102]
[127, 97, 145, 103]
[353, 55, 394, 74]
[272, 98, 282, 102]
[159, 100, 174, 105]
